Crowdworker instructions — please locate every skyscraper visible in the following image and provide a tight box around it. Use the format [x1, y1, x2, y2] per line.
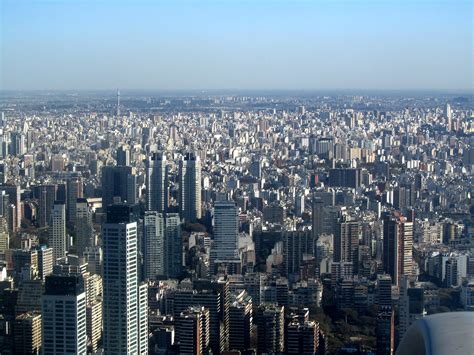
[102, 204, 147, 354]
[334, 217, 360, 275]
[210, 200, 239, 272]
[66, 176, 83, 224]
[116, 145, 130, 166]
[179, 152, 202, 222]
[382, 212, 413, 286]
[256, 303, 285, 354]
[14, 312, 42, 355]
[444, 103, 452, 132]
[101, 166, 136, 207]
[49, 202, 66, 263]
[75, 198, 93, 257]
[41, 274, 87, 355]
[146, 152, 168, 212]
[143, 211, 165, 279]
[176, 306, 210, 355]
[35, 184, 57, 228]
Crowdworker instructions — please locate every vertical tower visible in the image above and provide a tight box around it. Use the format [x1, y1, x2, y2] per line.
[146, 152, 168, 212]
[334, 216, 360, 275]
[101, 166, 135, 207]
[210, 200, 239, 272]
[102, 204, 147, 354]
[179, 152, 202, 222]
[14, 312, 42, 355]
[382, 212, 413, 286]
[176, 306, 210, 355]
[143, 211, 165, 279]
[41, 274, 87, 354]
[444, 103, 452, 132]
[66, 177, 83, 224]
[256, 303, 285, 354]
[49, 202, 66, 263]
[75, 198, 93, 257]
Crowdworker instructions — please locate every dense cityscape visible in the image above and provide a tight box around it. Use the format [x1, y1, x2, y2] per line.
[0, 90, 472, 354]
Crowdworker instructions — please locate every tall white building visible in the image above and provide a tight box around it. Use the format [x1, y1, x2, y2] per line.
[210, 200, 239, 271]
[444, 103, 452, 132]
[102, 205, 147, 354]
[41, 274, 87, 355]
[179, 152, 202, 222]
[144, 211, 165, 279]
[146, 152, 168, 212]
[49, 202, 66, 263]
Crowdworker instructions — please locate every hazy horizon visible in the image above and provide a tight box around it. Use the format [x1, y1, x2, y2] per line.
[1, 0, 473, 91]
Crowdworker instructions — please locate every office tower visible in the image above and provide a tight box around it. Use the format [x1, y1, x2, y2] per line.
[179, 152, 202, 222]
[16, 280, 43, 314]
[138, 282, 148, 355]
[398, 276, 425, 341]
[376, 306, 394, 355]
[116, 145, 131, 166]
[101, 166, 136, 207]
[41, 274, 87, 355]
[49, 202, 66, 263]
[10, 132, 25, 156]
[37, 246, 53, 281]
[14, 312, 42, 355]
[286, 319, 319, 354]
[102, 204, 147, 354]
[164, 213, 182, 278]
[146, 152, 168, 212]
[36, 184, 57, 228]
[0, 217, 9, 252]
[382, 212, 413, 285]
[83, 246, 102, 275]
[256, 303, 285, 354]
[66, 177, 83, 223]
[377, 274, 393, 307]
[176, 306, 210, 355]
[283, 230, 315, 278]
[143, 211, 165, 279]
[228, 294, 253, 351]
[328, 168, 361, 188]
[0, 184, 21, 229]
[210, 200, 239, 272]
[75, 198, 93, 257]
[312, 198, 324, 239]
[334, 217, 360, 275]
[86, 300, 102, 353]
[444, 103, 452, 132]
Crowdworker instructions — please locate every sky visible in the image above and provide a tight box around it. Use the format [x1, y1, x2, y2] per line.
[0, 0, 472, 91]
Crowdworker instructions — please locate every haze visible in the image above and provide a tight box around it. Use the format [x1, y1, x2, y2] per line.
[0, 0, 472, 91]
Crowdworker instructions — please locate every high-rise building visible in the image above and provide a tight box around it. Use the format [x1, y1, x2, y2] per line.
[0, 184, 21, 229]
[75, 198, 93, 257]
[41, 274, 87, 355]
[334, 217, 360, 275]
[179, 152, 202, 222]
[210, 200, 239, 272]
[228, 293, 253, 351]
[286, 318, 319, 354]
[37, 246, 53, 281]
[444, 103, 452, 132]
[35, 184, 57, 228]
[102, 204, 147, 354]
[382, 212, 413, 285]
[176, 306, 210, 355]
[116, 145, 131, 166]
[14, 312, 42, 355]
[138, 282, 149, 355]
[66, 177, 83, 224]
[398, 276, 425, 341]
[376, 306, 394, 355]
[0, 216, 9, 252]
[283, 230, 315, 278]
[86, 300, 102, 353]
[146, 152, 168, 212]
[101, 166, 136, 207]
[311, 198, 324, 239]
[256, 303, 285, 354]
[49, 202, 67, 263]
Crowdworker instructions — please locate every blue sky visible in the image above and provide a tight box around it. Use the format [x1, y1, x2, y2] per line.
[0, 0, 472, 91]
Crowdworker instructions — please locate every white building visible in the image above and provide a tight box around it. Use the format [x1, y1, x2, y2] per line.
[49, 202, 66, 262]
[41, 274, 87, 354]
